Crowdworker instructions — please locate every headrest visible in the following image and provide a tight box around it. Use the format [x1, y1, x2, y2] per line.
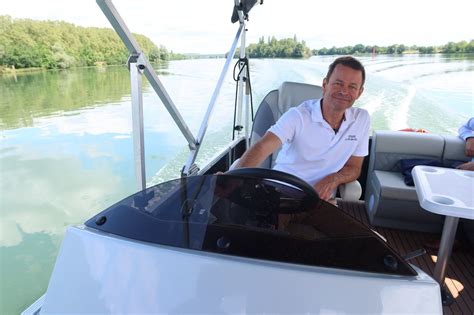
[277, 81, 323, 114]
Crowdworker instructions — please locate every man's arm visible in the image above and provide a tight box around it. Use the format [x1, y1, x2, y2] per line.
[464, 138, 474, 157]
[234, 131, 282, 168]
[458, 117, 474, 140]
[457, 161, 474, 171]
[314, 155, 364, 201]
[458, 118, 474, 157]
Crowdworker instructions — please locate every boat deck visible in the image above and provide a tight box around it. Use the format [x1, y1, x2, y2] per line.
[338, 200, 474, 315]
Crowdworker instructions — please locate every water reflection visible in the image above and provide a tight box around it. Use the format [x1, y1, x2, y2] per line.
[0, 66, 131, 129]
[0, 154, 129, 247]
[0, 55, 473, 314]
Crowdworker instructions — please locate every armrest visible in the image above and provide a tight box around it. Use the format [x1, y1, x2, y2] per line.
[338, 180, 362, 201]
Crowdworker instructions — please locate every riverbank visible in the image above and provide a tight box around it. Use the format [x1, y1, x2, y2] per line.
[0, 66, 44, 74]
[0, 61, 173, 76]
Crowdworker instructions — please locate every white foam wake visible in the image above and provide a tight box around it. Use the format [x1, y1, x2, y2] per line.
[361, 91, 384, 116]
[389, 84, 416, 130]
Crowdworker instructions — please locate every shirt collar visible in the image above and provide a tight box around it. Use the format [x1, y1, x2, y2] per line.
[311, 98, 325, 123]
[312, 98, 355, 124]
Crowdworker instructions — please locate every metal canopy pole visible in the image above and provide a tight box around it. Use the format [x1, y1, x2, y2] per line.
[182, 23, 245, 176]
[234, 0, 246, 142]
[240, 26, 250, 146]
[129, 60, 146, 191]
[97, 0, 254, 179]
[96, 0, 197, 151]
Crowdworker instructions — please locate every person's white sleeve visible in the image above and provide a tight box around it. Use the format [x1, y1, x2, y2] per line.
[267, 108, 301, 144]
[458, 117, 474, 140]
[352, 110, 371, 157]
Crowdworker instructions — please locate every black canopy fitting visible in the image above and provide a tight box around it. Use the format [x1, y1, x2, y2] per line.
[231, 0, 261, 23]
[126, 53, 139, 70]
[127, 53, 146, 73]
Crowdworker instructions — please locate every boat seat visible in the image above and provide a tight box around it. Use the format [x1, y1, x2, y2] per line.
[236, 81, 362, 201]
[250, 81, 324, 168]
[365, 131, 448, 233]
[372, 170, 419, 201]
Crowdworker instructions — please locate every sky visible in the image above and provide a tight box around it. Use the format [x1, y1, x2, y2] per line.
[1, 0, 474, 54]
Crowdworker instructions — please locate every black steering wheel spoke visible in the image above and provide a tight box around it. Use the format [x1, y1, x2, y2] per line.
[224, 168, 320, 214]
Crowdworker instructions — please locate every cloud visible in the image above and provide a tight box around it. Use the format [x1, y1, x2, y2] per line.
[0, 155, 127, 247]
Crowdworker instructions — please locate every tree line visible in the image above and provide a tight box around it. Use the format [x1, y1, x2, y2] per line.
[240, 36, 473, 59]
[1, 15, 473, 70]
[244, 36, 312, 58]
[0, 16, 184, 71]
[313, 40, 474, 55]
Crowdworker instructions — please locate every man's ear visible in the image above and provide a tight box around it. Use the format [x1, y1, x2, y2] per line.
[357, 86, 364, 99]
[322, 77, 328, 91]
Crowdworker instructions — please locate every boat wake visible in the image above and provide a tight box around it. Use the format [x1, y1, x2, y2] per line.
[389, 84, 416, 131]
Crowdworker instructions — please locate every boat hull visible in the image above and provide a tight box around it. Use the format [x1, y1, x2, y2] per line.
[38, 226, 442, 314]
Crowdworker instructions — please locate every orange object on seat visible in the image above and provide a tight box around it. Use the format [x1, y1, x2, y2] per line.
[399, 128, 429, 133]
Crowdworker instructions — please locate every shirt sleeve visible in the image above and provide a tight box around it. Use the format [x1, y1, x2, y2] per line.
[458, 117, 474, 140]
[267, 108, 301, 144]
[352, 110, 371, 157]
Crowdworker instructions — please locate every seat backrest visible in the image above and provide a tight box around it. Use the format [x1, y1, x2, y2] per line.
[250, 81, 323, 168]
[368, 131, 445, 173]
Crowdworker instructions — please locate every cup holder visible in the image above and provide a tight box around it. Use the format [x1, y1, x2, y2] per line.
[421, 167, 438, 173]
[461, 171, 474, 178]
[431, 195, 455, 205]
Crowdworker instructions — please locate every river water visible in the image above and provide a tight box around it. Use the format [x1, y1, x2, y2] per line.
[0, 55, 473, 313]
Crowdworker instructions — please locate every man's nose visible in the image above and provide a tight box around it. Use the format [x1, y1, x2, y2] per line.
[338, 85, 349, 94]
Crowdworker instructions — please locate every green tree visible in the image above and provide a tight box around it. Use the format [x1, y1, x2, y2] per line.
[243, 36, 311, 59]
[0, 16, 180, 71]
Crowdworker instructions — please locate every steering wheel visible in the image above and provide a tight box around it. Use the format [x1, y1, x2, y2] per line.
[225, 168, 319, 203]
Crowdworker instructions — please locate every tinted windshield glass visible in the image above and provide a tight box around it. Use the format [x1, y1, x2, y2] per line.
[85, 175, 416, 276]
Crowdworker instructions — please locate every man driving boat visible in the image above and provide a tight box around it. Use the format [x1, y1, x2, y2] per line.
[234, 56, 370, 204]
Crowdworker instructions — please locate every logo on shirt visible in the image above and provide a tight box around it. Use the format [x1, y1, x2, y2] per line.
[345, 135, 358, 141]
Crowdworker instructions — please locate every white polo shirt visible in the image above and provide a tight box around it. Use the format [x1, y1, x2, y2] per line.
[268, 98, 370, 186]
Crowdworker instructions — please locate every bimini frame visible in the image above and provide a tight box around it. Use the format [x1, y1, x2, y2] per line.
[96, 0, 253, 191]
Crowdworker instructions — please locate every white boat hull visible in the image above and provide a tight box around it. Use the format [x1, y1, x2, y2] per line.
[37, 226, 442, 314]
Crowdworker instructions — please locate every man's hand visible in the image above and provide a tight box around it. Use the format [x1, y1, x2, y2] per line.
[465, 138, 474, 157]
[314, 156, 364, 202]
[314, 174, 339, 201]
[457, 161, 474, 171]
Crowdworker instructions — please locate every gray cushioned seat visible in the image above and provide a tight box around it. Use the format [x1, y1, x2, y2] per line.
[364, 130, 445, 232]
[373, 170, 419, 201]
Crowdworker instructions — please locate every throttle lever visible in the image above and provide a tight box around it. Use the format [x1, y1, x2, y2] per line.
[403, 248, 427, 261]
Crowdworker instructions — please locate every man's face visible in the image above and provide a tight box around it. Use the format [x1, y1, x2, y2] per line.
[322, 64, 364, 112]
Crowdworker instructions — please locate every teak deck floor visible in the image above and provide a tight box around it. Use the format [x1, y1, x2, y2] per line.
[338, 200, 474, 315]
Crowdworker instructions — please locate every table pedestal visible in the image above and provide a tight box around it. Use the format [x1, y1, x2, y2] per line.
[433, 216, 459, 306]
[412, 166, 474, 306]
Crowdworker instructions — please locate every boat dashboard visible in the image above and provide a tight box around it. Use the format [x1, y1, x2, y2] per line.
[85, 170, 417, 276]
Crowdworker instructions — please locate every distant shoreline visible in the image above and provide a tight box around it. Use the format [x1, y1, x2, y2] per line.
[3, 52, 474, 75]
[1, 62, 157, 75]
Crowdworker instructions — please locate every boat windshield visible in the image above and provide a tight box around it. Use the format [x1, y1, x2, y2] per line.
[85, 174, 416, 276]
